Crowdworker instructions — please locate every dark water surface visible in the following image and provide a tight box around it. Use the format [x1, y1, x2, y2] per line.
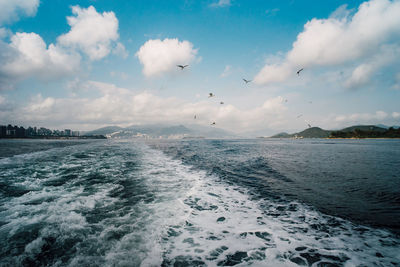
[0, 138, 399, 266]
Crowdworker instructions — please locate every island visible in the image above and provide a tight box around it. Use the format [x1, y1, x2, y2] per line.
[270, 125, 400, 139]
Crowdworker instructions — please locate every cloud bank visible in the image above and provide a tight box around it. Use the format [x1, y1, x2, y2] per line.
[1, 80, 288, 132]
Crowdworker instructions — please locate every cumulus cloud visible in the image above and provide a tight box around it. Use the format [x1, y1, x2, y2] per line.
[136, 38, 198, 77]
[254, 0, 400, 85]
[210, 0, 231, 8]
[0, 0, 39, 25]
[0, 5, 126, 89]
[0, 32, 80, 88]
[58, 6, 119, 60]
[8, 80, 288, 132]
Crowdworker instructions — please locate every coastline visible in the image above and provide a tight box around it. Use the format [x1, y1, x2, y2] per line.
[0, 135, 107, 140]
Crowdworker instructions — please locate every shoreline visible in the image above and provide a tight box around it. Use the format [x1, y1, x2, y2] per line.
[0, 136, 106, 140]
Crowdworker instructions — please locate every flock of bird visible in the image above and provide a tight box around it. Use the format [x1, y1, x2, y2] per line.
[177, 64, 312, 128]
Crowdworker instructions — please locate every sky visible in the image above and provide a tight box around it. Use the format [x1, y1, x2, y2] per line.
[1, 0, 400, 135]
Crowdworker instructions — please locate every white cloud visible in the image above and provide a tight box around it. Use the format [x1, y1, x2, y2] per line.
[210, 0, 231, 8]
[344, 63, 374, 89]
[58, 6, 120, 60]
[335, 110, 388, 123]
[112, 42, 128, 59]
[0, 32, 80, 85]
[345, 44, 400, 88]
[254, 0, 400, 85]
[392, 112, 400, 119]
[0, 0, 39, 25]
[220, 65, 232, 78]
[136, 38, 198, 77]
[254, 62, 294, 85]
[0, 5, 127, 89]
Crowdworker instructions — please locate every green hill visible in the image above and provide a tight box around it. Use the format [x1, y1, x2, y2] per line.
[270, 132, 291, 138]
[295, 127, 332, 138]
[340, 125, 386, 133]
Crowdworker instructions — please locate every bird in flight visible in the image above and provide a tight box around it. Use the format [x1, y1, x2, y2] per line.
[220, 101, 224, 105]
[297, 68, 304, 76]
[177, 65, 188, 70]
[307, 123, 312, 128]
[211, 122, 216, 125]
[208, 93, 215, 98]
[243, 78, 251, 84]
[194, 115, 197, 119]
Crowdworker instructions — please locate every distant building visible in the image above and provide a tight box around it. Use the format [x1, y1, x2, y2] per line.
[0, 125, 6, 137]
[0, 124, 81, 138]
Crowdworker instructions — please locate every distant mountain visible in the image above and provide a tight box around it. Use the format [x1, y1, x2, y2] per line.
[84, 124, 236, 139]
[83, 126, 124, 136]
[270, 127, 331, 138]
[125, 125, 192, 136]
[184, 124, 237, 138]
[376, 124, 400, 129]
[270, 125, 400, 139]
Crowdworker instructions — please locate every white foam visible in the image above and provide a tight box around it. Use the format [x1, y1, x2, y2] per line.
[149, 146, 400, 266]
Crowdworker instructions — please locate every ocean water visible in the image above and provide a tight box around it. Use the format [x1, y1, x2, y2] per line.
[0, 139, 399, 266]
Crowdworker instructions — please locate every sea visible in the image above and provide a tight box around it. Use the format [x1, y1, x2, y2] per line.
[0, 138, 399, 266]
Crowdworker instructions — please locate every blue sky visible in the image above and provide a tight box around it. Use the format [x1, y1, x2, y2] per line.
[1, 0, 399, 135]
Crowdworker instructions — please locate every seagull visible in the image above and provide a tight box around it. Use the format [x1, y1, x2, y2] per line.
[208, 93, 215, 98]
[194, 115, 197, 119]
[297, 68, 304, 76]
[211, 122, 216, 125]
[177, 64, 188, 70]
[220, 101, 224, 104]
[307, 123, 312, 128]
[297, 114, 303, 118]
[243, 78, 251, 84]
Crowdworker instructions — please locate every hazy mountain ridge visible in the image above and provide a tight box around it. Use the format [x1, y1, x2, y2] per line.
[84, 124, 236, 139]
[270, 125, 400, 138]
